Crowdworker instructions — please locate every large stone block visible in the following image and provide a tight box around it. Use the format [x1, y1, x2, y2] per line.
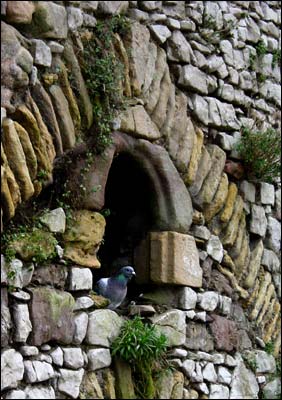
[134, 231, 202, 287]
[29, 287, 75, 346]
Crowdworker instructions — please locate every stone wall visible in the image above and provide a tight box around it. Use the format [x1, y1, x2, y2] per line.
[1, 1, 281, 399]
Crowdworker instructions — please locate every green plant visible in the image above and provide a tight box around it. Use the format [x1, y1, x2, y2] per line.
[37, 169, 48, 182]
[265, 341, 275, 355]
[257, 72, 266, 83]
[272, 49, 281, 68]
[236, 127, 281, 183]
[81, 15, 130, 153]
[255, 39, 268, 58]
[111, 316, 168, 399]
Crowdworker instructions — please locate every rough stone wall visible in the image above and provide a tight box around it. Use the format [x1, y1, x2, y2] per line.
[1, 1, 281, 399]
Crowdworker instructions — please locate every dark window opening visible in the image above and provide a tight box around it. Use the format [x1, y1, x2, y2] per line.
[95, 152, 155, 288]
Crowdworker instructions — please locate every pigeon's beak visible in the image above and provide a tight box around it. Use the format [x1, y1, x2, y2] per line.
[132, 271, 136, 276]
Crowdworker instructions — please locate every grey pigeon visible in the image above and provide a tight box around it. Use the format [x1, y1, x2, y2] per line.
[95, 266, 136, 310]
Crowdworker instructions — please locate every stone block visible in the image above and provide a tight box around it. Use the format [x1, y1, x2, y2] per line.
[260, 182, 275, 205]
[30, 39, 52, 67]
[250, 204, 267, 237]
[134, 231, 202, 287]
[87, 349, 111, 371]
[29, 287, 75, 346]
[85, 310, 123, 347]
[68, 267, 93, 291]
[185, 322, 214, 352]
[58, 368, 84, 398]
[39, 207, 66, 233]
[1, 349, 24, 390]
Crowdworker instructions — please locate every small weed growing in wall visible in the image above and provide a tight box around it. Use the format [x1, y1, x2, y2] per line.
[272, 49, 281, 68]
[255, 39, 268, 58]
[81, 15, 130, 153]
[111, 316, 168, 399]
[236, 127, 281, 183]
[265, 341, 275, 355]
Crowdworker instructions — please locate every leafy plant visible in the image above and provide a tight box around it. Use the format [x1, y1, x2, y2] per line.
[265, 341, 275, 355]
[255, 39, 267, 58]
[111, 316, 168, 399]
[236, 127, 281, 183]
[272, 49, 281, 68]
[81, 15, 130, 153]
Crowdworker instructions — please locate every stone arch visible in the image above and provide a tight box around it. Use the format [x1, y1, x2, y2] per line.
[65, 132, 202, 287]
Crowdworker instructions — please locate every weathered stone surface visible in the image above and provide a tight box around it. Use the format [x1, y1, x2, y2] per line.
[63, 210, 106, 268]
[245, 350, 276, 373]
[12, 303, 32, 343]
[189, 146, 212, 198]
[2, 119, 34, 201]
[221, 182, 238, 223]
[29, 287, 75, 346]
[30, 81, 63, 155]
[13, 122, 37, 181]
[49, 85, 76, 150]
[198, 291, 219, 312]
[167, 92, 195, 172]
[206, 235, 224, 263]
[26, 1, 68, 38]
[250, 204, 267, 237]
[114, 357, 135, 399]
[275, 188, 281, 220]
[39, 207, 66, 233]
[120, 105, 160, 140]
[178, 65, 211, 95]
[5, 389, 26, 399]
[210, 315, 238, 351]
[192, 226, 211, 241]
[185, 322, 214, 352]
[86, 309, 123, 347]
[230, 356, 259, 399]
[73, 296, 94, 311]
[6, 1, 35, 24]
[1, 349, 24, 390]
[185, 127, 204, 186]
[194, 146, 226, 208]
[62, 347, 84, 370]
[202, 362, 217, 383]
[218, 366, 232, 385]
[58, 368, 84, 399]
[63, 39, 93, 129]
[178, 287, 198, 310]
[244, 239, 264, 288]
[50, 347, 63, 367]
[151, 309, 186, 346]
[66, 6, 83, 31]
[203, 173, 229, 223]
[80, 371, 103, 399]
[210, 384, 229, 399]
[24, 360, 54, 383]
[24, 385, 55, 399]
[149, 24, 171, 43]
[68, 268, 93, 291]
[167, 30, 194, 62]
[97, 1, 128, 14]
[260, 182, 275, 205]
[261, 248, 280, 272]
[266, 216, 281, 253]
[239, 180, 256, 203]
[87, 348, 111, 371]
[31, 264, 67, 289]
[155, 369, 175, 399]
[1, 287, 11, 347]
[73, 312, 88, 344]
[135, 231, 202, 287]
[30, 39, 52, 67]
[263, 378, 281, 400]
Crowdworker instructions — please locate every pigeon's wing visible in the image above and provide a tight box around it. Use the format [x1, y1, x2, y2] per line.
[95, 278, 109, 297]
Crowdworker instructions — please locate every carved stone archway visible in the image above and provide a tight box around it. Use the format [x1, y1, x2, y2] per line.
[65, 131, 202, 287]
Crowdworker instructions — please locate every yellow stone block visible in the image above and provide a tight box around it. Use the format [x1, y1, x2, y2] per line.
[2, 118, 34, 201]
[234, 231, 250, 282]
[250, 272, 271, 321]
[185, 127, 204, 186]
[221, 195, 244, 247]
[256, 284, 275, 325]
[244, 240, 264, 288]
[263, 301, 280, 343]
[203, 173, 228, 223]
[14, 121, 38, 180]
[220, 183, 238, 223]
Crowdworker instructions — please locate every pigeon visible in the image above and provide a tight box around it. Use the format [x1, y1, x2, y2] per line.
[95, 266, 136, 310]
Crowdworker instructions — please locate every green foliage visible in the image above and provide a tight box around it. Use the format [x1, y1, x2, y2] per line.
[111, 316, 168, 399]
[272, 49, 281, 68]
[257, 72, 267, 83]
[265, 341, 275, 355]
[81, 15, 130, 153]
[37, 169, 48, 182]
[236, 127, 281, 183]
[255, 39, 268, 58]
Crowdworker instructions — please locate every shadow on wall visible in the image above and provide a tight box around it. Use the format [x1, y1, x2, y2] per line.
[96, 152, 154, 279]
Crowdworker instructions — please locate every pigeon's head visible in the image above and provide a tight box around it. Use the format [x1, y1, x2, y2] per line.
[119, 266, 136, 280]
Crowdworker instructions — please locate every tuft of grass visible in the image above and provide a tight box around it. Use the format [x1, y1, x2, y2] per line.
[236, 126, 281, 183]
